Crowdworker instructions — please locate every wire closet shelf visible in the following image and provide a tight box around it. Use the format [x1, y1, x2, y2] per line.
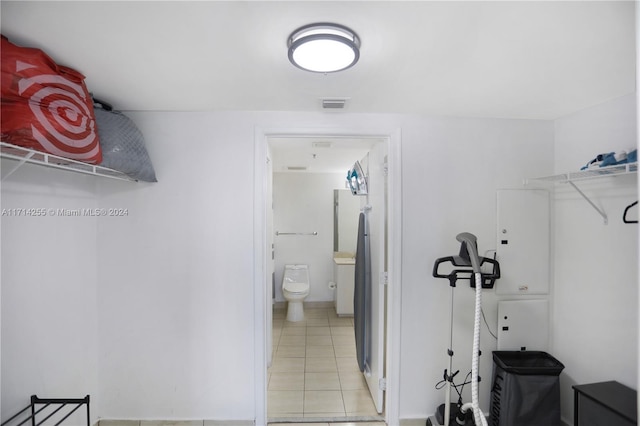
[525, 162, 637, 225]
[525, 162, 637, 184]
[0, 142, 135, 182]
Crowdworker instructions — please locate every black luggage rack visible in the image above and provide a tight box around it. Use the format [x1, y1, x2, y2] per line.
[1, 395, 90, 426]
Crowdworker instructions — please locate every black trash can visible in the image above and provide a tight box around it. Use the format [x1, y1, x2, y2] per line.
[490, 351, 565, 426]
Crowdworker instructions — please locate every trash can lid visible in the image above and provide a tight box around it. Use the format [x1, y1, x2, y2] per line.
[493, 351, 565, 375]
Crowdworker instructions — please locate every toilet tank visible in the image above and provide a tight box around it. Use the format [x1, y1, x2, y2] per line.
[283, 264, 309, 286]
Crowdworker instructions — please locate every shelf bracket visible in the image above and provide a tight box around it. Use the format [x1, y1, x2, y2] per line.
[2, 151, 35, 181]
[568, 181, 608, 225]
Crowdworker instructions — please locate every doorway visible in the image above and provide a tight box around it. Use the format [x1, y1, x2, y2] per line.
[253, 127, 402, 425]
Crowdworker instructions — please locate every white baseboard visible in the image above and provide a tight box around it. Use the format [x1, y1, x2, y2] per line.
[98, 421, 253, 426]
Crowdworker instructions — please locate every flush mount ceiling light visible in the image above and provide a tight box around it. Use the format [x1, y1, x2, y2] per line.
[288, 23, 360, 73]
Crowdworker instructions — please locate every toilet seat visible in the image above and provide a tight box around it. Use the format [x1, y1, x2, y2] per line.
[283, 282, 308, 294]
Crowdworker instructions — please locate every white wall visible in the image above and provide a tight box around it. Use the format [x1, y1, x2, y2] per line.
[552, 93, 638, 425]
[1, 110, 555, 423]
[95, 111, 556, 421]
[398, 116, 555, 417]
[272, 172, 346, 303]
[95, 112, 257, 420]
[1, 164, 100, 422]
[637, 0, 640, 400]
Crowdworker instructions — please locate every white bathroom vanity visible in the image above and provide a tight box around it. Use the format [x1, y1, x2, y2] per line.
[333, 253, 355, 316]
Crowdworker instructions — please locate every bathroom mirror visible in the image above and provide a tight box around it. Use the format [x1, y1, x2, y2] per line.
[333, 189, 361, 253]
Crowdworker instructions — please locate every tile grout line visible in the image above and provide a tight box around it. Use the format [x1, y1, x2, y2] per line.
[302, 321, 307, 417]
[270, 307, 373, 419]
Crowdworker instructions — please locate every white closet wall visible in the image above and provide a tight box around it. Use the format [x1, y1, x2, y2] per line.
[552, 93, 638, 425]
[1, 165, 100, 421]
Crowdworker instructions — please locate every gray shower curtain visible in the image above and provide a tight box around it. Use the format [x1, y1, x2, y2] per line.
[354, 212, 370, 372]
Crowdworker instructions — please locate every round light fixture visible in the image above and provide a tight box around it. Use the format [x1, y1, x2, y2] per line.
[288, 23, 360, 73]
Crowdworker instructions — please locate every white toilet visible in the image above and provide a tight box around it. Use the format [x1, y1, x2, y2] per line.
[282, 264, 310, 322]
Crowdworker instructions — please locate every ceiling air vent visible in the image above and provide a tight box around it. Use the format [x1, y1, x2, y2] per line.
[322, 99, 347, 109]
[287, 166, 307, 171]
[312, 141, 333, 148]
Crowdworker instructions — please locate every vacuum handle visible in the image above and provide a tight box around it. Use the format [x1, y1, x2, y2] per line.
[456, 232, 481, 272]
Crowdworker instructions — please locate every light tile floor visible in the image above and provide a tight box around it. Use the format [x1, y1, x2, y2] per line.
[268, 306, 380, 421]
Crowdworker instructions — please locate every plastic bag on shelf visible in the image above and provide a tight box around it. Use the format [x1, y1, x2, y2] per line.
[93, 98, 157, 182]
[1, 35, 102, 164]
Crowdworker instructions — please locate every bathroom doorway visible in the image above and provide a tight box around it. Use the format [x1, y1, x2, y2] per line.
[253, 127, 402, 425]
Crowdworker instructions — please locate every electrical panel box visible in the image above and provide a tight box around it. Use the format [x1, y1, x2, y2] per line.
[497, 299, 549, 351]
[496, 189, 550, 295]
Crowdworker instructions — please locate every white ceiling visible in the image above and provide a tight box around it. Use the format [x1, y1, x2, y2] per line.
[1, 1, 635, 121]
[2, 1, 635, 174]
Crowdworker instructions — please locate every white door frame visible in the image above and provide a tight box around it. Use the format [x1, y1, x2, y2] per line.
[253, 125, 402, 425]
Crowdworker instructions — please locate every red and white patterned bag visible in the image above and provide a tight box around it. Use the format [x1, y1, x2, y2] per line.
[1, 35, 102, 164]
